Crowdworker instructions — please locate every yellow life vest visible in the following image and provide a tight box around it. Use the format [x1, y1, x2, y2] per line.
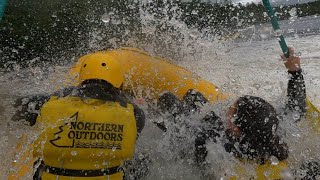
[33, 96, 137, 180]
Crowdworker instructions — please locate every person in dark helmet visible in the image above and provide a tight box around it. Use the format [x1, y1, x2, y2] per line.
[224, 95, 289, 162]
[224, 47, 305, 163]
[157, 47, 306, 167]
[11, 56, 145, 180]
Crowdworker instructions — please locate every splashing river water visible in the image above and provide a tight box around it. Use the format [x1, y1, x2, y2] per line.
[0, 7, 319, 179]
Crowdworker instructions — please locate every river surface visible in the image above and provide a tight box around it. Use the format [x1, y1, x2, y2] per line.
[238, 15, 320, 40]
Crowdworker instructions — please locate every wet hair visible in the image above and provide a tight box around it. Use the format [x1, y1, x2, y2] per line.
[235, 95, 279, 139]
[79, 79, 120, 101]
[233, 95, 288, 161]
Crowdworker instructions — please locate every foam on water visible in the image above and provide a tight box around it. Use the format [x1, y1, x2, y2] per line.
[1, 2, 320, 179]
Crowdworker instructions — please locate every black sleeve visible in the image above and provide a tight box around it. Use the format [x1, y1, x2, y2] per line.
[133, 104, 145, 135]
[11, 87, 77, 126]
[52, 86, 77, 97]
[286, 69, 306, 120]
[195, 111, 224, 166]
[183, 89, 209, 113]
[270, 136, 289, 161]
[194, 131, 208, 166]
[158, 92, 184, 117]
[183, 89, 223, 166]
[116, 91, 145, 135]
[12, 94, 50, 126]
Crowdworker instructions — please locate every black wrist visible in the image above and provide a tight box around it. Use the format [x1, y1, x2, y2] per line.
[288, 68, 302, 75]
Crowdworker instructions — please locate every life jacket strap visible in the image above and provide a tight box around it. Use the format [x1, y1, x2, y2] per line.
[42, 163, 121, 177]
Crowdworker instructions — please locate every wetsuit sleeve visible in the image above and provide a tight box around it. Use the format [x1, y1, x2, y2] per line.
[52, 86, 77, 97]
[286, 69, 306, 119]
[270, 136, 289, 161]
[12, 94, 50, 126]
[183, 89, 209, 113]
[156, 92, 184, 132]
[195, 111, 224, 165]
[158, 92, 184, 116]
[194, 131, 208, 166]
[183, 89, 224, 165]
[11, 87, 77, 126]
[133, 104, 145, 135]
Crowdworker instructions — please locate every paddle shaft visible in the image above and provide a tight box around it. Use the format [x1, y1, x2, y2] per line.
[262, 0, 289, 58]
[0, 0, 6, 20]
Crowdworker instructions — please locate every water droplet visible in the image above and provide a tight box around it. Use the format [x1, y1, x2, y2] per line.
[274, 29, 283, 37]
[263, 12, 268, 17]
[292, 113, 300, 121]
[71, 151, 77, 156]
[101, 13, 111, 23]
[191, 10, 197, 15]
[280, 168, 293, 179]
[287, 29, 295, 33]
[270, 156, 279, 165]
[253, 83, 261, 90]
[263, 169, 272, 177]
[189, 30, 201, 38]
[138, 153, 145, 160]
[292, 133, 301, 137]
[12, 48, 18, 54]
[260, 33, 268, 39]
[112, 147, 116, 151]
[312, 112, 319, 118]
[289, 7, 297, 17]
[272, 124, 277, 133]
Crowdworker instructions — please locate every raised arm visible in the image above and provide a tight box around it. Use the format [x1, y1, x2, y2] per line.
[11, 87, 77, 126]
[133, 104, 145, 135]
[281, 47, 306, 120]
[12, 94, 50, 126]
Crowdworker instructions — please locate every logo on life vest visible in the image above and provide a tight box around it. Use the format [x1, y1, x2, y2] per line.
[50, 112, 124, 149]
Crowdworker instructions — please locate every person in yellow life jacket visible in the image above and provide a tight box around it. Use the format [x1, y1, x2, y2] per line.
[11, 56, 145, 179]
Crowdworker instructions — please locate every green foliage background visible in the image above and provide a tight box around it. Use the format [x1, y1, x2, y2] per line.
[0, 0, 319, 70]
